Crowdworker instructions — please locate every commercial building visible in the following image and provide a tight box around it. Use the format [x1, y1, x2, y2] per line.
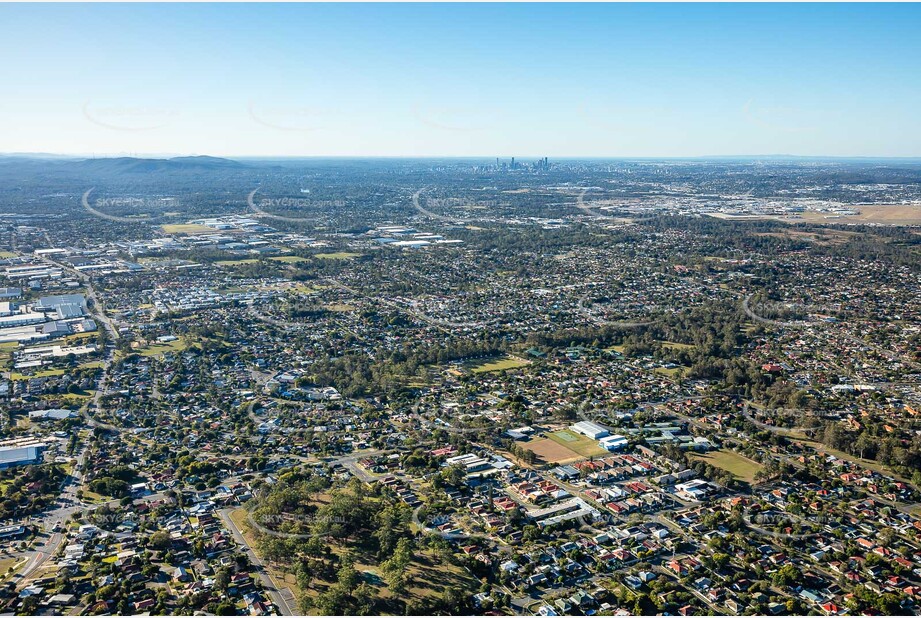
[0, 444, 45, 469]
[599, 434, 629, 451]
[570, 421, 611, 440]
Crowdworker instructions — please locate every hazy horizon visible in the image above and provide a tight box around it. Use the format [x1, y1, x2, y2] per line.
[2, 3, 921, 158]
[7, 152, 921, 163]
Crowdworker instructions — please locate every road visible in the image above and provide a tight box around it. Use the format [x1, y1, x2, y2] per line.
[741, 293, 803, 328]
[411, 188, 470, 224]
[15, 445, 88, 583]
[218, 508, 297, 616]
[211, 444, 391, 614]
[743, 294, 921, 373]
[740, 401, 813, 437]
[325, 278, 481, 332]
[332, 450, 390, 483]
[38, 253, 120, 342]
[11, 252, 125, 583]
[576, 290, 655, 329]
[34, 252, 123, 430]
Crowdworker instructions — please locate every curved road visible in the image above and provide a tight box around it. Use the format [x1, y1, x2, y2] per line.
[411, 188, 471, 224]
[742, 294, 805, 329]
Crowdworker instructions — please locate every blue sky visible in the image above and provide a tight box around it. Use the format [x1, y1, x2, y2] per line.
[1, 3, 920, 158]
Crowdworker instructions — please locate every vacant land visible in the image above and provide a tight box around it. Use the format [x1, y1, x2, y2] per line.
[0, 342, 17, 368]
[524, 437, 583, 465]
[216, 258, 260, 266]
[270, 255, 310, 263]
[292, 284, 326, 294]
[65, 332, 99, 343]
[11, 368, 66, 380]
[775, 204, 921, 226]
[57, 392, 94, 402]
[754, 228, 856, 246]
[314, 252, 362, 260]
[654, 366, 684, 378]
[134, 338, 189, 357]
[689, 449, 763, 483]
[468, 355, 530, 374]
[161, 223, 220, 234]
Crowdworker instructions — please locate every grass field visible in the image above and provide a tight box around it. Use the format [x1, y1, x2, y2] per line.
[65, 332, 98, 343]
[654, 366, 684, 378]
[292, 284, 326, 294]
[0, 557, 24, 578]
[10, 368, 66, 380]
[56, 392, 94, 402]
[270, 255, 310, 263]
[547, 430, 608, 457]
[135, 338, 189, 357]
[314, 252, 362, 260]
[468, 355, 530, 374]
[0, 342, 17, 368]
[161, 223, 221, 234]
[216, 259, 260, 266]
[0, 251, 17, 259]
[80, 490, 108, 503]
[689, 449, 763, 483]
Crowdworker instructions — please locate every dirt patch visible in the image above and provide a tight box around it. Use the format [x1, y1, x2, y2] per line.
[779, 205, 921, 226]
[523, 437, 582, 464]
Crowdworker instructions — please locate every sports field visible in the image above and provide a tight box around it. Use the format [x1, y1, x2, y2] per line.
[523, 438, 583, 465]
[547, 430, 608, 457]
[468, 355, 530, 373]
